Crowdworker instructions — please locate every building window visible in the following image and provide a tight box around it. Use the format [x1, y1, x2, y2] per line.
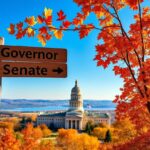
[77, 120, 79, 129]
[69, 120, 71, 128]
[73, 120, 75, 129]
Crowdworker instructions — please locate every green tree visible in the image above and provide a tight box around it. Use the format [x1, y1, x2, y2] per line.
[85, 121, 94, 135]
[104, 130, 112, 143]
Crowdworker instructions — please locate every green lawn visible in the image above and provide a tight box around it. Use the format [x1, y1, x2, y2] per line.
[42, 132, 58, 143]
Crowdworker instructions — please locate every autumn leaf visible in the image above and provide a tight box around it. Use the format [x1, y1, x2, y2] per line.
[57, 10, 66, 21]
[54, 29, 63, 39]
[15, 28, 27, 39]
[79, 24, 94, 39]
[27, 27, 34, 37]
[73, 18, 83, 26]
[37, 34, 46, 46]
[16, 22, 23, 31]
[125, 0, 144, 10]
[7, 0, 150, 131]
[45, 33, 52, 40]
[44, 8, 52, 18]
[39, 26, 47, 34]
[25, 16, 36, 26]
[63, 20, 71, 28]
[16, 31, 24, 39]
[37, 15, 44, 24]
[45, 16, 52, 26]
[92, 5, 104, 19]
[7, 24, 15, 34]
[77, 13, 85, 19]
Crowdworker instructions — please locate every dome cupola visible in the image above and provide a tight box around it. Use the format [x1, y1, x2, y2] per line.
[71, 80, 82, 101]
[69, 80, 84, 112]
[71, 80, 80, 94]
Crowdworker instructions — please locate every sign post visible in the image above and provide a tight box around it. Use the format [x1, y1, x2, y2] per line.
[0, 62, 67, 77]
[0, 45, 67, 78]
[0, 37, 4, 103]
[0, 40, 67, 102]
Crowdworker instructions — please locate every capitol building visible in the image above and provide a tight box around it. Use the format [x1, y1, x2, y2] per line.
[37, 81, 110, 130]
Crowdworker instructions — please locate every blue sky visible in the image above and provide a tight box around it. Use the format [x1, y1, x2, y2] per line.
[0, 0, 149, 100]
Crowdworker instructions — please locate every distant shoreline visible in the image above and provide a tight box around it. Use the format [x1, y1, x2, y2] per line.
[0, 99, 116, 112]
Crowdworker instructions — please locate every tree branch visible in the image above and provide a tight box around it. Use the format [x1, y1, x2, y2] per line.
[111, 1, 142, 69]
[138, 0, 145, 62]
[111, 0, 145, 98]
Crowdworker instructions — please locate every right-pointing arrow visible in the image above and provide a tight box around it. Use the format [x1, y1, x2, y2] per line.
[52, 67, 63, 74]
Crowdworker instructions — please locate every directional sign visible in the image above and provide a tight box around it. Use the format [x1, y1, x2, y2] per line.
[0, 45, 67, 63]
[0, 62, 67, 78]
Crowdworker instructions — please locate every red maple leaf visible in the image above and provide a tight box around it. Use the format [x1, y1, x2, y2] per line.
[16, 22, 23, 31]
[45, 34, 52, 40]
[63, 20, 71, 28]
[39, 26, 47, 34]
[16, 31, 24, 39]
[45, 16, 52, 25]
[7, 24, 15, 34]
[57, 10, 66, 21]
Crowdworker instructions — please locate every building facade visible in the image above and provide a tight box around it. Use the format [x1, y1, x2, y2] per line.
[37, 81, 110, 130]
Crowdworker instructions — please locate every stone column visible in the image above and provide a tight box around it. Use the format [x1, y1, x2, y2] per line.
[75, 120, 77, 129]
[65, 120, 68, 129]
[79, 120, 82, 130]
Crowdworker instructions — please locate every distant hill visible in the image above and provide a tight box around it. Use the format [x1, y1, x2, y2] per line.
[0, 99, 116, 110]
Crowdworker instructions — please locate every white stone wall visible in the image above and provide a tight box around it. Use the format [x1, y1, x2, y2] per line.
[37, 116, 65, 128]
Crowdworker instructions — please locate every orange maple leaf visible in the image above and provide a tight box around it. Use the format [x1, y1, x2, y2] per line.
[54, 29, 63, 39]
[37, 15, 44, 24]
[37, 34, 46, 46]
[73, 18, 83, 26]
[25, 16, 36, 26]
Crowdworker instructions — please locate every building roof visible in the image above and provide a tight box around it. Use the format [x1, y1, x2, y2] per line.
[39, 112, 66, 117]
[66, 110, 83, 117]
[38, 111, 109, 118]
[86, 113, 109, 118]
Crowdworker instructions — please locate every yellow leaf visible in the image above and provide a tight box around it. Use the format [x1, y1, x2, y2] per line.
[27, 27, 34, 37]
[37, 34, 46, 46]
[54, 30, 63, 39]
[44, 8, 52, 18]
[96, 12, 104, 19]
[27, 27, 33, 33]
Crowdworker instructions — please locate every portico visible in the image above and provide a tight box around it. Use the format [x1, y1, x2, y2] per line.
[65, 117, 83, 130]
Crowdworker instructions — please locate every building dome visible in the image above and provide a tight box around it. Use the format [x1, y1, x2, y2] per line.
[71, 80, 82, 101]
[69, 80, 84, 112]
[71, 80, 81, 94]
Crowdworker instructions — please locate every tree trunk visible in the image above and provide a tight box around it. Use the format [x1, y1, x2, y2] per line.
[146, 101, 150, 113]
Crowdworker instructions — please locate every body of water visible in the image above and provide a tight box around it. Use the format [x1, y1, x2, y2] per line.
[0, 100, 116, 112]
[0, 106, 115, 112]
